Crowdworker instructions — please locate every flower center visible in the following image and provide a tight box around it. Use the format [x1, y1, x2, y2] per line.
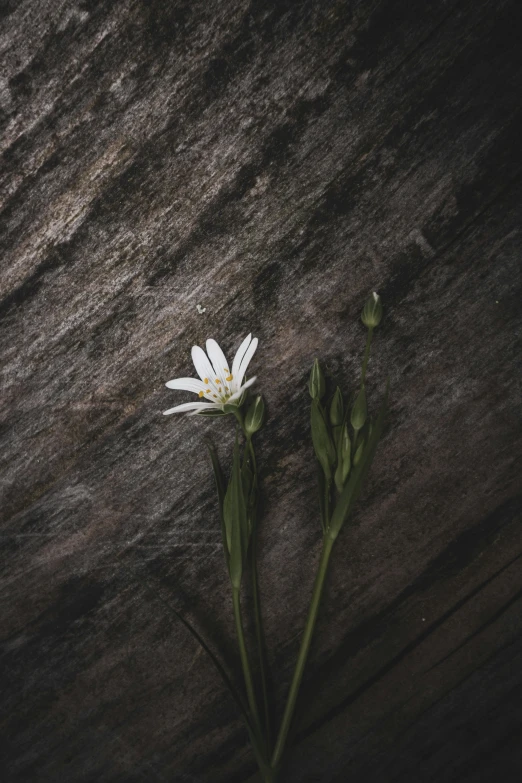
[199, 370, 234, 402]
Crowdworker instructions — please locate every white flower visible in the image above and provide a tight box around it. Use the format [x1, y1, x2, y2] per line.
[163, 334, 258, 416]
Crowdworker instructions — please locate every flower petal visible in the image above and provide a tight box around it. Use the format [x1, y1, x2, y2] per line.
[206, 339, 229, 387]
[163, 402, 218, 415]
[187, 405, 225, 416]
[165, 377, 207, 393]
[236, 337, 258, 388]
[227, 375, 257, 402]
[231, 334, 252, 384]
[191, 346, 218, 386]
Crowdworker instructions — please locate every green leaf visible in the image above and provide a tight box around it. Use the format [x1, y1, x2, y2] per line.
[224, 435, 248, 589]
[142, 577, 256, 740]
[197, 408, 227, 417]
[329, 379, 389, 539]
[206, 442, 229, 573]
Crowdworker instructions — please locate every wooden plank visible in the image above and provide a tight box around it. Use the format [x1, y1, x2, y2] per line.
[1, 0, 521, 780]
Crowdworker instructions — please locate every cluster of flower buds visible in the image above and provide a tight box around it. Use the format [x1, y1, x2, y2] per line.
[310, 362, 372, 491]
[309, 292, 387, 539]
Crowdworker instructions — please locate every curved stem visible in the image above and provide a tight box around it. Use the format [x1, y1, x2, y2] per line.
[271, 534, 335, 768]
[232, 586, 262, 739]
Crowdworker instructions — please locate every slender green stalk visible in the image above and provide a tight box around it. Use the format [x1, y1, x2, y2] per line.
[324, 478, 331, 530]
[271, 534, 336, 768]
[360, 327, 374, 387]
[251, 521, 272, 749]
[232, 586, 262, 737]
[246, 435, 272, 752]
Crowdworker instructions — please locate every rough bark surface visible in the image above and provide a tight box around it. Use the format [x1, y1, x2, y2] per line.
[1, 1, 521, 781]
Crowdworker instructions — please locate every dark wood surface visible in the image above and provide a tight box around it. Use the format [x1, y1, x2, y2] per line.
[1, 1, 521, 781]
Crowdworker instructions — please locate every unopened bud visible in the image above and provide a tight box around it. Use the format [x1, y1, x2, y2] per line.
[334, 423, 351, 492]
[351, 386, 367, 431]
[329, 387, 344, 427]
[244, 394, 265, 435]
[340, 424, 351, 483]
[361, 292, 383, 329]
[309, 359, 326, 401]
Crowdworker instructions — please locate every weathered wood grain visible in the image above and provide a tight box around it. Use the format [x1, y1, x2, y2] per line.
[1, 0, 521, 781]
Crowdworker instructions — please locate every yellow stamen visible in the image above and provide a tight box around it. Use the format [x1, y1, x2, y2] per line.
[206, 389, 211, 393]
[215, 379, 221, 384]
[204, 378, 209, 384]
[198, 391, 204, 398]
[226, 374, 233, 381]
[213, 394, 217, 398]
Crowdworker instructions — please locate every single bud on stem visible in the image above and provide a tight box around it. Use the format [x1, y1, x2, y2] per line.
[244, 394, 266, 436]
[329, 386, 344, 450]
[309, 359, 326, 401]
[351, 385, 367, 432]
[361, 291, 383, 329]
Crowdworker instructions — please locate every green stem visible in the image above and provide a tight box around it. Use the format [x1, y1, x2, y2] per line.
[246, 435, 272, 752]
[360, 327, 374, 387]
[251, 521, 272, 750]
[271, 534, 336, 768]
[232, 587, 262, 739]
[324, 478, 331, 530]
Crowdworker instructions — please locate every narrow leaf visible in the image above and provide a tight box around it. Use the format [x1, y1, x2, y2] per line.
[142, 577, 254, 735]
[224, 434, 248, 588]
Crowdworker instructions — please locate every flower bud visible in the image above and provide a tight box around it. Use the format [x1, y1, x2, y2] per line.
[308, 358, 326, 401]
[361, 292, 383, 329]
[350, 386, 367, 431]
[244, 394, 265, 435]
[329, 387, 344, 427]
[334, 423, 351, 492]
[340, 424, 351, 483]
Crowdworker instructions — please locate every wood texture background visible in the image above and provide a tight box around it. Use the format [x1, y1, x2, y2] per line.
[1, 1, 521, 781]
